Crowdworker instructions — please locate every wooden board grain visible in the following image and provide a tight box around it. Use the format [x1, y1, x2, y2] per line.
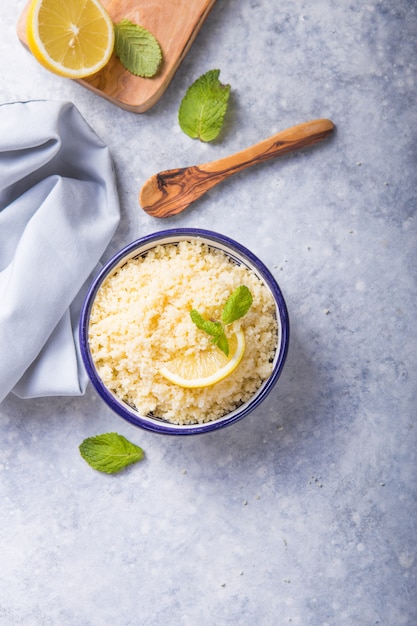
[17, 0, 216, 113]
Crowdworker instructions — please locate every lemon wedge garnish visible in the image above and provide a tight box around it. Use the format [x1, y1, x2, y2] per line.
[26, 0, 115, 79]
[159, 330, 246, 388]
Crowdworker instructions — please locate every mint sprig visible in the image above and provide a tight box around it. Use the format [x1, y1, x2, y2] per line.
[114, 20, 162, 78]
[178, 69, 231, 142]
[79, 432, 144, 474]
[190, 286, 253, 356]
[221, 285, 254, 325]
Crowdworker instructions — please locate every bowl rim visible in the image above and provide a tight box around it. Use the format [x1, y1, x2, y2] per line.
[79, 228, 289, 435]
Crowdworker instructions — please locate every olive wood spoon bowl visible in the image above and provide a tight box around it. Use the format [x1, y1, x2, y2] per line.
[139, 118, 335, 218]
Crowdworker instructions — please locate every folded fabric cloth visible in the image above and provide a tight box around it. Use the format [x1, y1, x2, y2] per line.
[0, 100, 120, 402]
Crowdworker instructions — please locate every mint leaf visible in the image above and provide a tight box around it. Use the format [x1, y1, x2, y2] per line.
[114, 20, 162, 78]
[190, 309, 224, 338]
[222, 286, 253, 325]
[178, 69, 231, 142]
[190, 286, 253, 356]
[212, 332, 229, 356]
[79, 433, 144, 474]
[190, 310, 229, 355]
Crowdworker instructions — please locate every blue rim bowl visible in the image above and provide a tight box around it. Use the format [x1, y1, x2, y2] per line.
[79, 228, 289, 435]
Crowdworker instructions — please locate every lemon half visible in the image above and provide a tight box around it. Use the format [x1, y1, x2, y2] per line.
[159, 330, 246, 389]
[26, 0, 114, 79]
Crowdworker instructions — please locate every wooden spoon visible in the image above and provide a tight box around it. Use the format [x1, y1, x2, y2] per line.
[139, 118, 335, 218]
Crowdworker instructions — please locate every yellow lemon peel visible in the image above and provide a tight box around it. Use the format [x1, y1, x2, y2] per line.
[159, 330, 246, 388]
[26, 0, 114, 79]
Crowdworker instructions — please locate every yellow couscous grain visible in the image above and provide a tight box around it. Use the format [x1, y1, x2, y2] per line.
[88, 240, 278, 425]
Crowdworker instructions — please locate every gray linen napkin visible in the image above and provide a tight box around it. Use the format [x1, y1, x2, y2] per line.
[0, 100, 120, 402]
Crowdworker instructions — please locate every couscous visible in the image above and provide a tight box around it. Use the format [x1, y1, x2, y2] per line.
[88, 240, 278, 424]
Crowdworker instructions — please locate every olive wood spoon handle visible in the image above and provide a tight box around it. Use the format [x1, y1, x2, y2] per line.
[139, 118, 335, 218]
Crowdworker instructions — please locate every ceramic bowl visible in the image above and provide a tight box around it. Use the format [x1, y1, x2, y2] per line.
[79, 228, 289, 435]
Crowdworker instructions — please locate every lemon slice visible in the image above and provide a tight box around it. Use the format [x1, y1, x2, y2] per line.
[26, 0, 115, 79]
[159, 330, 246, 388]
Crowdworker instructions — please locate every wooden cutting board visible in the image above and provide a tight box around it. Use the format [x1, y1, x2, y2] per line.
[17, 0, 216, 113]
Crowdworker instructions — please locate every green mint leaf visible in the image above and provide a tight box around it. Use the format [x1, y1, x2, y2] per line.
[190, 286, 253, 355]
[178, 69, 231, 142]
[79, 432, 144, 474]
[212, 332, 229, 356]
[114, 20, 162, 78]
[222, 285, 253, 325]
[190, 309, 224, 337]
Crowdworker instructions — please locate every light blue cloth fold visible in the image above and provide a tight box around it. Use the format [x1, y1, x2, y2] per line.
[0, 100, 120, 402]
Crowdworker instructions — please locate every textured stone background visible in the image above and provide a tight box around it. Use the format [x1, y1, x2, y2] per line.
[0, 0, 416, 624]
